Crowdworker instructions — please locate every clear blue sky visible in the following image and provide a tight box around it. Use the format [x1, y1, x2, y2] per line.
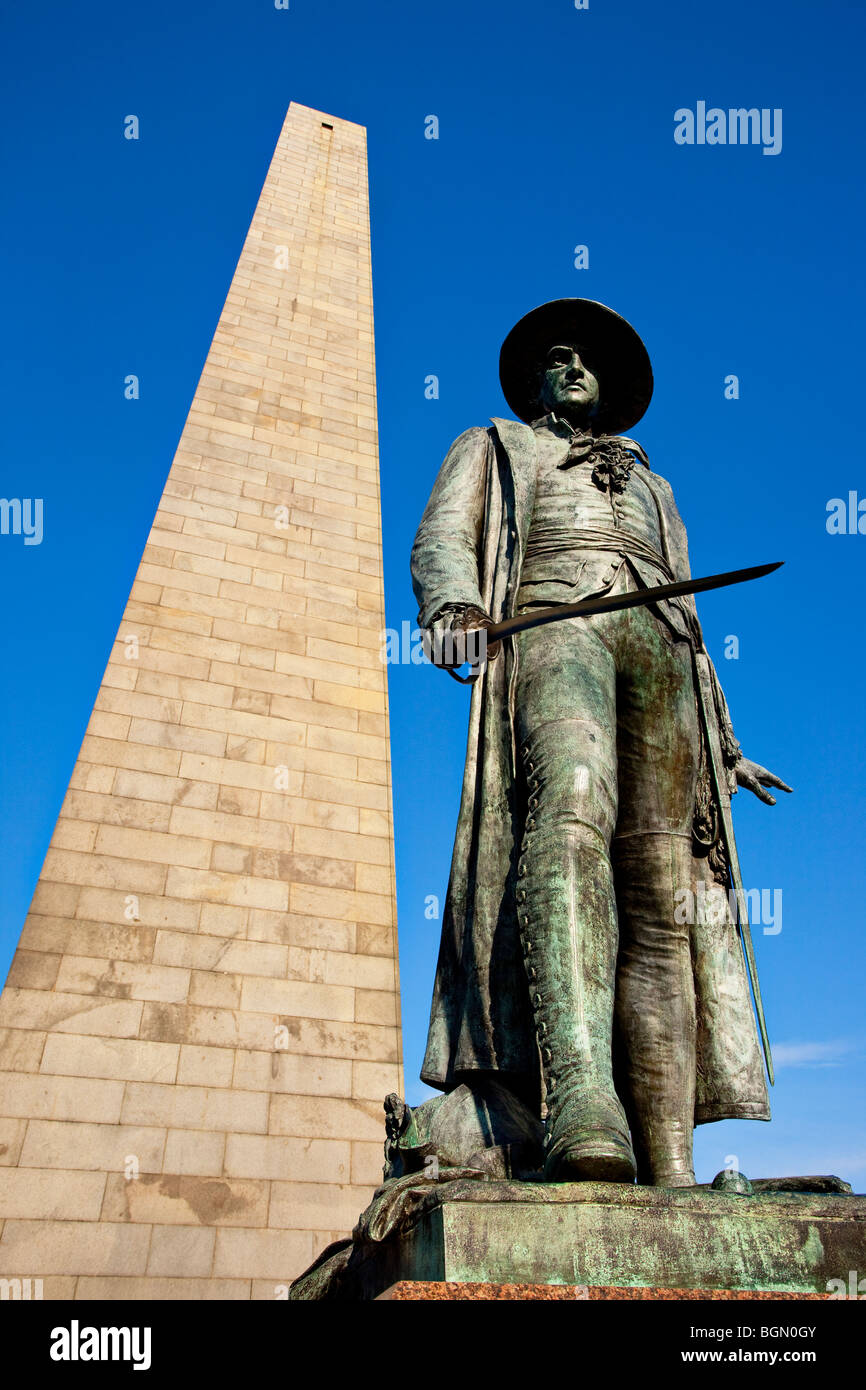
[1, 0, 863, 1186]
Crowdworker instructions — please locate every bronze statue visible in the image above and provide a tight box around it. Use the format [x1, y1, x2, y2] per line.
[409, 298, 791, 1188]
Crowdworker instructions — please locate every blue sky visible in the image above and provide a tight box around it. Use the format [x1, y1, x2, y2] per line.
[1, 0, 864, 1185]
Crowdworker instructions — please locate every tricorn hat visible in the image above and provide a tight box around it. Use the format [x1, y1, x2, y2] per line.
[499, 298, 653, 434]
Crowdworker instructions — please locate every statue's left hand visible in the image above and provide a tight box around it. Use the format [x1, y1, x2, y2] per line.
[735, 757, 793, 806]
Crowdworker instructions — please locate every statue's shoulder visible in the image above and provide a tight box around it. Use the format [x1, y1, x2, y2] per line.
[489, 416, 537, 450]
[438, 426, 495, 476]
[445, 424, 495, 454]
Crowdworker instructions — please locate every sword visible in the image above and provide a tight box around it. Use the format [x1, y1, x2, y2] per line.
[440, 561, 783, 680]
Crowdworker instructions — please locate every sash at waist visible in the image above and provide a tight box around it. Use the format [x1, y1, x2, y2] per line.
[522, 525, 675, 584]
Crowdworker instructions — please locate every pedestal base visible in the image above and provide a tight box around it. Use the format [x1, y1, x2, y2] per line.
[289, 1178, 866, 1301]
[377, 1281, 830, 1300]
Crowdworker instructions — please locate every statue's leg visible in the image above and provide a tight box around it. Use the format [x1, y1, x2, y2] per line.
[514, 614, 636, 1183]
[612, 600, 701, 1187]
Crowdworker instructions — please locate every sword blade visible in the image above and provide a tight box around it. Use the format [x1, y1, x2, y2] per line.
[484, 561, 783, 643]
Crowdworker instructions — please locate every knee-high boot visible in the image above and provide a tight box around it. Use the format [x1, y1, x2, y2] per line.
[614, 834, 697, 1187]
[517, 746, 637, 1183]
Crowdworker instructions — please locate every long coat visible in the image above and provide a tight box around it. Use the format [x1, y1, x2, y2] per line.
[411, 417, 770, 1125]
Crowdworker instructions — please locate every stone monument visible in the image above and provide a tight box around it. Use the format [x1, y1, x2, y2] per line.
[0, 103, 402, 1299]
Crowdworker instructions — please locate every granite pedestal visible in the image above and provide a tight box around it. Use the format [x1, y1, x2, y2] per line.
[289, 1178, 866, 1301]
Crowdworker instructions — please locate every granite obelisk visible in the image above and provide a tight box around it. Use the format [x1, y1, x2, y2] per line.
[0, 102, 402, 1299]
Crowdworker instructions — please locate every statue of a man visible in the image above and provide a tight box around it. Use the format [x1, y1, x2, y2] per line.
[410, 299, 791, 1187]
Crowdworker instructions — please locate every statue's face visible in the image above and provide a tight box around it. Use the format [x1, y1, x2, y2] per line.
[538, 344, 600, 426]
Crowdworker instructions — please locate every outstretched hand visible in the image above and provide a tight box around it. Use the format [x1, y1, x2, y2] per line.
[735, 757, 793, 806]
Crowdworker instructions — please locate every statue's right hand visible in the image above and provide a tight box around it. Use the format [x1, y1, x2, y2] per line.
[422, 604, 497, 670]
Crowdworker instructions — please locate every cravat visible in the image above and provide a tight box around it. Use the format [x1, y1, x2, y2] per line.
[559, 431, 637, 494]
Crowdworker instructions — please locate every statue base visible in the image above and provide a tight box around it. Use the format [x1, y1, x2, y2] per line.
[376, 1281, 830, 1300]
[289, 1177, 866, 1301]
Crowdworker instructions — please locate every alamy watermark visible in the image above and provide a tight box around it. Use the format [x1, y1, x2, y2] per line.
[826, 1271, 866, 1299]
[1, 1277, 43, 1300]
[379, 621, 488, 669]
[0, 498, 42, 545]
[674, 103, 782, 156]
[826, 492, 866, 535]
[50, 1322, 151, 1370]
[675, 882, 782, 935]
